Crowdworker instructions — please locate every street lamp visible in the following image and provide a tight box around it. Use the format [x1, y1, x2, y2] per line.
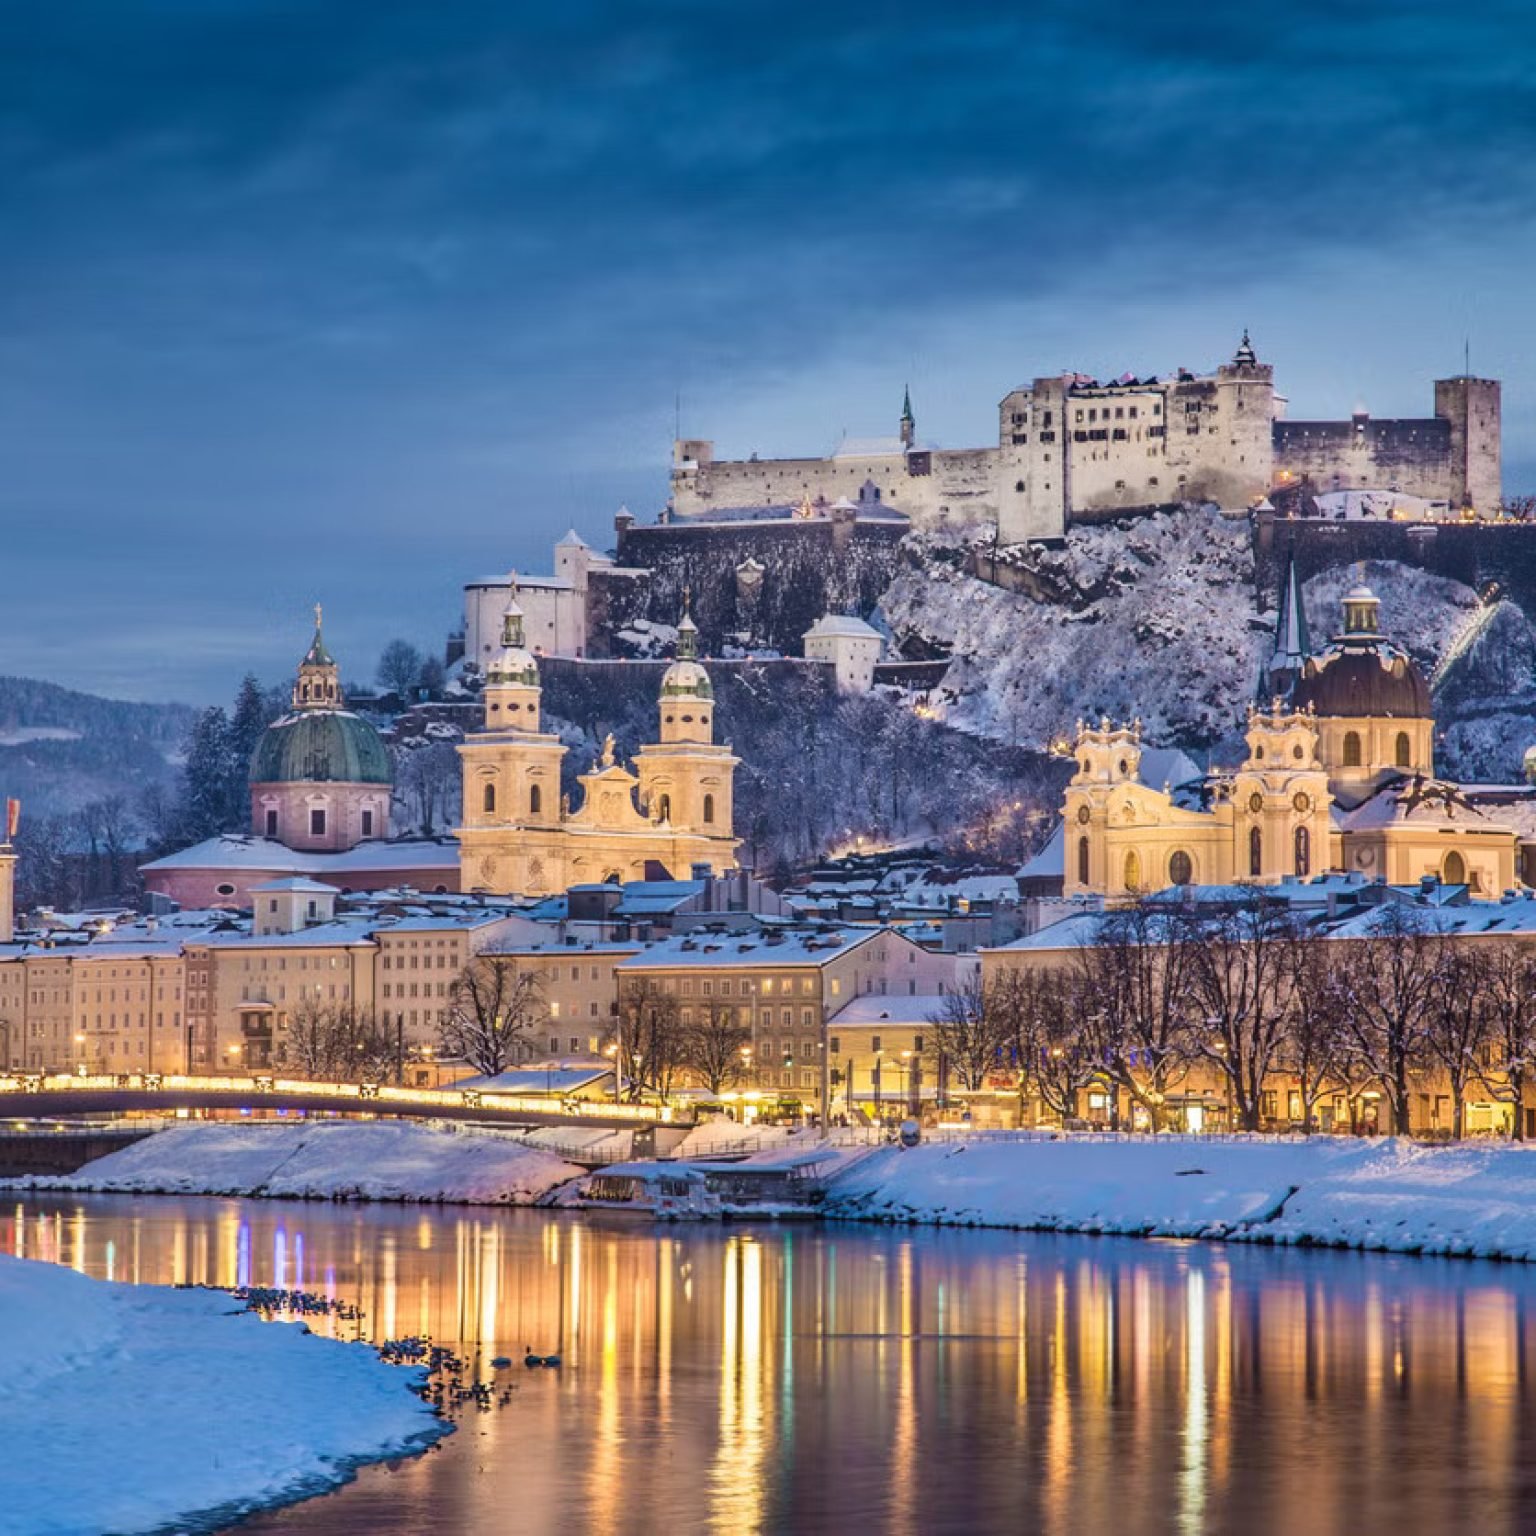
[873, 1048, 884, 1120]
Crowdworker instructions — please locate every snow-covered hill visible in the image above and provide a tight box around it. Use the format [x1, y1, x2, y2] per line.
[879, 510, 1524, 775]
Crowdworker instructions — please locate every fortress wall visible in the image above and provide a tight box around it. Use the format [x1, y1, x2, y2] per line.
[616, 517, 906, 654]
[1274, 418, 1454, 501]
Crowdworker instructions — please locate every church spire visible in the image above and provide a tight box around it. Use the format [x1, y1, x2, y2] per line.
[900, 384, 915, 448]
[676, 588, 698, 661]
[293, 605, 341, 710]
[1234, 328, 1257, 367]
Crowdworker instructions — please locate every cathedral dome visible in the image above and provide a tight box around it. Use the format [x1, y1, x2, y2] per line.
[250, 709, 391, 785]
[1289, 583, 1431, 720]
[250, 609, 391, 786]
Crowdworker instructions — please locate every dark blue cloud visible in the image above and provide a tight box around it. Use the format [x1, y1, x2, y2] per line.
[2, 1, 1534, 699]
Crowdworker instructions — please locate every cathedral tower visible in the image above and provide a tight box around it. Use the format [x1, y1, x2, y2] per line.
[459, 581, 566, 838]
[634, 604, 738, 839]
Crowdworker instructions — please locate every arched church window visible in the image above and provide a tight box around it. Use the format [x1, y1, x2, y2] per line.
[483, 783, 496, 814]
[658, 794, 672, 822]
[1249, 826, 1263, 877]
[530, 785, 542, 815]
[703, 793, 715, 824]
[683, 714, 694, 723]
[1444, 850, 1467, 886]
[1395, 731, 1411, 768]
[1169, 850, 1192, 886]
[1123, 850, 1142, 891]
[1255, 745, 1264, 760]
[1295, 825, 1310, 877]
[1343, 731, 1362, 768]
[1293, 744, 1304, 760]
[1077, 836, 1090, 886]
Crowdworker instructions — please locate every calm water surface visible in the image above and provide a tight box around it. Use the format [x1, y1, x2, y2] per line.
[9, 1194, 1536, 1536]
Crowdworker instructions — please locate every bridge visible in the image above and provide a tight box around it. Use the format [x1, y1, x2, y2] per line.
[0, 1071, 678, 1131]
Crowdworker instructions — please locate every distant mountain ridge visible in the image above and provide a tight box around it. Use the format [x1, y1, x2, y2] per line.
[0, 675, 194, 820]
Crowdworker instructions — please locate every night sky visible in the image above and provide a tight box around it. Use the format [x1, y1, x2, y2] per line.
[4, 2, 1535, 702]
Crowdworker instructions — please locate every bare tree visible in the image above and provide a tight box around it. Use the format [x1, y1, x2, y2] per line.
[614, 981, 687, 1102]
[1009, 966, 1101, 1127]
[1077, 901, 1194, 1130]
[1424, 943, 1490, 1138]
[439, 959, 546, 1077]
[925, 973, 1011, 1092]
[1331, 905, 1441, 1134]
[394, 740, 462, 836]
[1476, 942, 1536, 1138]
[683, 1001, 752, 1094]
[1182, 897, 1299, 1131]
[377, 639, 425, 699]
[1282, 938, 1356, 1133]
[285, 997, 339, 1077]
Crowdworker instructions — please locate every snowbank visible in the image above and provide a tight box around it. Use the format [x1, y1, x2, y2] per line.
[11, 1121, 581, 1205]
[0, 1253, 445, 1536]
[825, 1135, 1536, 1260]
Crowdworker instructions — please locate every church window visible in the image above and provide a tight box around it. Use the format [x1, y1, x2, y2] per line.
[1169, 850, 1193, 886]
[361, 809, 373, 837]
[1123, 850, 1142, 890]
[658, 794, 672, 822]
[682, 714, 694, 723]
[483, 783, 496, 814]
[665, 714, 674, 724]
[1078, 836, 1090, 885]
[310, 808, 326, 837]
[1293, 744, 1304, 760]
[1295, 825, 1310, 877]
[1395, 731, 1411, 768]
[1254, 745, 1264, 760]
[1343, 731, 1363, 768]
[1444, 850, 1467, 886]
[1249, 827, 1262, 876]
[703, 793, 715, 824]
[265, 810, 278, 837]
[530, 784, 542, 815]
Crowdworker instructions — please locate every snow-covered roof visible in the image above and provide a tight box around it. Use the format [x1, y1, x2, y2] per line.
[202, 917, 381, 951]
[556, 528, 592, 549]
[142, 835, 459, 875]
[828, 994, 950, 1027]
[467, 573, 575, 592]
[1018, 822, 1064, 881]
[1137, 746, 1203, 790]
[832, 436, 936, 459]
[248, 877, 340, 895]
[1339, 777, 1513, 834]
[804, 614, 882, 641]
[617, 929, 884, 970]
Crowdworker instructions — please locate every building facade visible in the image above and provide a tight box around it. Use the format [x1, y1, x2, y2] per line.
[671, 338, 1501, 544]
[457, 594, 740, 896]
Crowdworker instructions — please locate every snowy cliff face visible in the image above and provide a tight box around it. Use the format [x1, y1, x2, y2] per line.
[882, 511, 1264, 752]
[879, 511, 1512, 765]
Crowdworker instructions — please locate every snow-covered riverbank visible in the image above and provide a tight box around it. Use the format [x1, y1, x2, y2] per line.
[10, 1120, 580, 1204]
[824, 1136, 1536, 1260]
[0, 1253, 446, 1536]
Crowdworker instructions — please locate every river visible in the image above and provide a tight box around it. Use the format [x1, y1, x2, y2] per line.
[7, 1193, 1536, 1535]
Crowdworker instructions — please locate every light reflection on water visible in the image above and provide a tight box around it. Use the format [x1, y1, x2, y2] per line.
[8, 1195, 1536, 1535]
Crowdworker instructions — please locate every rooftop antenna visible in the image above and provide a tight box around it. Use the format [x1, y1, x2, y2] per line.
[1464, 337, 1471, 379]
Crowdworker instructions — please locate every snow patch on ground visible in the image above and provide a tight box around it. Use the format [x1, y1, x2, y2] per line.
[0, 1253, 445, 1536]
[825, 1135, 1536, 1259]
[10, 1121, 581, 1205]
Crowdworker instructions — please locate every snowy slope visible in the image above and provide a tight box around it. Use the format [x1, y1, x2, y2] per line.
[825, 1135, 1536, 1261]
[880, 514, 1486, 756]
[0, 1254, 444, 1536]
[12, 1121, 581, 1204]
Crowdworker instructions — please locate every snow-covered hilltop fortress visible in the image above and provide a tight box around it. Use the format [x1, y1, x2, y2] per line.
[671, 334, 1501, 543]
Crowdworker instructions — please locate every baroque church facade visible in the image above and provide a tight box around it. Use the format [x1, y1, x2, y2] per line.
[1062, 571, 1529, 902]
[456, 587, 740, 896]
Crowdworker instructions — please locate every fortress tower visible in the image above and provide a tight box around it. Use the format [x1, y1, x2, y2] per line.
[1434, 375, 1502, 513]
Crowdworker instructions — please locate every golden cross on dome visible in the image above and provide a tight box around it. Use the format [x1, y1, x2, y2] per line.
[314, 602, 323, 630]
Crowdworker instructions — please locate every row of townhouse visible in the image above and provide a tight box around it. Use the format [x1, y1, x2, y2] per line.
[1, 873, 970, 1109]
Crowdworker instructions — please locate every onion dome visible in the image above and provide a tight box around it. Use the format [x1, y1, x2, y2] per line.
[1290, 583, 1432, 719]
[660, 608, 712, 699]
[251, 610, 390, 784]
[486, 583, 540, 688]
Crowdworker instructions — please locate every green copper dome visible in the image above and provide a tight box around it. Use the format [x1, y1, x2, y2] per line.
[250, 709, 392, 786]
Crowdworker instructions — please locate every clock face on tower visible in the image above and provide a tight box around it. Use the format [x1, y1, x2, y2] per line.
[1248, 792, 1264, 814]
